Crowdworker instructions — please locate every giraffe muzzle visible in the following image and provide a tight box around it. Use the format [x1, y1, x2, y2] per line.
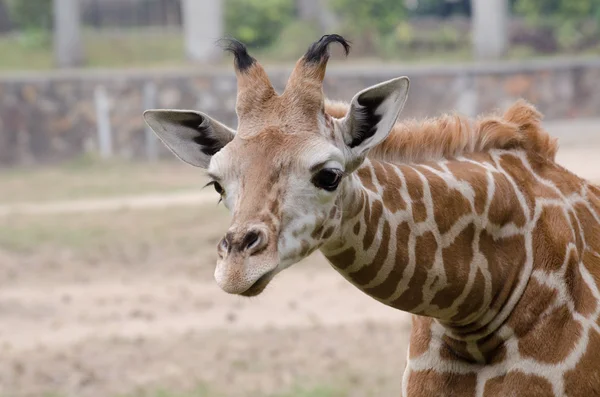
[214, 225, 280, 295]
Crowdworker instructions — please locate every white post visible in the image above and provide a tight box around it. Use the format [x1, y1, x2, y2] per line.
[94, 86, 112, 159]
[143, 82, 158, 161]
[182, 0, 223, 62]
[53, 0, 85, 68]
[472, 0, 508, 60]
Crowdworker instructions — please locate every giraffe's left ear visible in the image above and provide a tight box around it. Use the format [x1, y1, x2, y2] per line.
[143, 109, 235, 168]
[340, 76, 410, 155]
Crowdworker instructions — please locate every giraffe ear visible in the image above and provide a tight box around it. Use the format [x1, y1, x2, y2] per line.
[340, 77, 410, 155]
[143, 110, 236, 168]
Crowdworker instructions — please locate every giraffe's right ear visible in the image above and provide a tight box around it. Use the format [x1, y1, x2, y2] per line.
[143, 110, 236, 168]
[340, 77, 410, 156]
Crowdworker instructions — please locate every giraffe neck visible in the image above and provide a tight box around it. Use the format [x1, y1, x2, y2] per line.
[320, 147, 600, 395]
[321, 152, 534, 341]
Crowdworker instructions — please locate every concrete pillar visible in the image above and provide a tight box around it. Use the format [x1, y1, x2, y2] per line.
[182, 0, 223, 62]
[472, 0, 508, 60]
[296, 0, 335, 32]
[297, 0, 320, 21]
[53, 0, 85, 68]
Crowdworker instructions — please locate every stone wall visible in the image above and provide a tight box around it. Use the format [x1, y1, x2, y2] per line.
[1, 58, 600, 166]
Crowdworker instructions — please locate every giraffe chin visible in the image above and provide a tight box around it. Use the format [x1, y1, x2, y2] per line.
[239, 270, 276, 297]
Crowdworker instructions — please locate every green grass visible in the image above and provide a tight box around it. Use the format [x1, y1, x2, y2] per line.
[0, 29, 185, 71]
[1, 27, 599, 72]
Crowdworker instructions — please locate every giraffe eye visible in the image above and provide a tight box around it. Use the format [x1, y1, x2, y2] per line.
[205, 181, 224, 195]
[312, 169, 343, 191]
[213, 182, 224, 195]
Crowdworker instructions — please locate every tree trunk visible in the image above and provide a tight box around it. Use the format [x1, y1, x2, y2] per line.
[471, 0, 508, 60]
[53, 0, 85, 68]
[182, 0, 222, 62]
[0, 0, 12, 33]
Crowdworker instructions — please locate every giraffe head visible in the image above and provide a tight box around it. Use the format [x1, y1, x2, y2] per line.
[144, 35, 410, 296]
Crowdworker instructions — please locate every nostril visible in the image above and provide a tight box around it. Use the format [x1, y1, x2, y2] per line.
[243, 230, 261, 251]
[220, 235, 231, 253]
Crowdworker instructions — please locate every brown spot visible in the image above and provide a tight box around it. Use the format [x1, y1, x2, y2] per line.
[311, 223, 324, 239]
[568, 208, 585, 252]
[366, 222, 410, 300]
[402, 166, 423, 201]
[407, 371, 477, 396]
[518, 304, 581, 363]
[326, 247, 356, 270]
[484, 372, 554, 396]
[374, 163, 406, 213]
[480, 231, 526, 316]
[417, 166, 472, 235]
[401, 166, 428, 222]
[532, 206, 576, 272]
[328, 205, 338, 218]
[563, 329, 600, 395]
[353, 221, 361, 235]
[477, 333, 506, 364]
[412, 202, 428, 223]
[498, 154, 561, 214]
[298, 240, 313, 257]
[440, 337, 477, 363]
[390, 231, 436, 311]
[362, 199, 383, 251]
[409, 316, 432, 358]
[451, 267, 485, 323]
[538, 160, 584, 197]
[488, 173, 527, 227]
[349, 221, 390, 286]
[322, 226, 335, 240]
[431, 224, 475, 312]
[346, 191, 366, 219]
[356, 166, 377, 193]
[569, 251, 600, 316]
[446, 160, 489, 215]
[574, 203, 600, 254]
[508, 278, 557, 338]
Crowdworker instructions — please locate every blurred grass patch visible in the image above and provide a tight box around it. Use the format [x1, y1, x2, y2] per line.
[0, 205, 228, 261]
[0, 158, 206, 204]
[0, 29, 184, 71]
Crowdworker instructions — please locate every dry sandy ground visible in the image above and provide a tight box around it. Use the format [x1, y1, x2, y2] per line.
[0, 118, 598, 397]
[0, 206, 411, 397]
[0, 250, 411, 397]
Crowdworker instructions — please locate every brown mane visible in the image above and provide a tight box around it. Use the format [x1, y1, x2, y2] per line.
[325, 99, 558, 163]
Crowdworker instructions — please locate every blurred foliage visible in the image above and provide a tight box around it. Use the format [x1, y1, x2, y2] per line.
[262, 20, 319, 60]
[6, 0, 52, 48]
[328, 0, 406, 36]
[515, 0, 600, 50]
[515, 0, 600, 19]
[326, 0, 407, 55]
[407, 0, 472, 17]
[224, 0, 295, 48]
[7, 0, 51, 30]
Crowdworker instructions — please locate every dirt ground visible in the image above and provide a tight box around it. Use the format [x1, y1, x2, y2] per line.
[0, 118, 598, 397]
[0, 207, 411, 397]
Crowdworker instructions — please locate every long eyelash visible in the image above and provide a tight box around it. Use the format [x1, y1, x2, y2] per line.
[203, 181, 223, 205]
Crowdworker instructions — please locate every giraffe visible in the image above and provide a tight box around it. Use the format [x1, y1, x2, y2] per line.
[143, 35, 600, 396]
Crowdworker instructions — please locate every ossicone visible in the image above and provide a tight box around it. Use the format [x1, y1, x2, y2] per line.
[304, 34, 351, 64]
[218, 37, 256, 73]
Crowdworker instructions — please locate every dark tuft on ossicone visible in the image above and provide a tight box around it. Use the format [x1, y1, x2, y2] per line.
[218, 37, 256, 72]
[304, 34, 351, 64]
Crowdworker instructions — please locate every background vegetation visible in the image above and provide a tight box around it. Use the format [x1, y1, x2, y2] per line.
[0, 0, 599, 70]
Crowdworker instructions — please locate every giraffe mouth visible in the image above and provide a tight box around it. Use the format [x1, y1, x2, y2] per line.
[240, 269, 276, 297]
